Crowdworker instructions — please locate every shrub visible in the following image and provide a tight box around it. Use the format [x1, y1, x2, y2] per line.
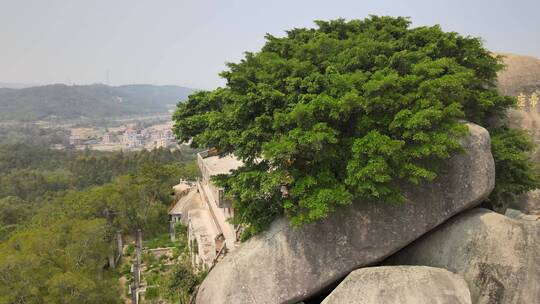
[119, 263, 131, 276]
[126, 244, 135, 256]
[145, 286, 159, 299]
[487, 127, 538, 211]
[144, 233, 176, 249]
[146, 272, 160, 286]
[166, 261, 201, 299]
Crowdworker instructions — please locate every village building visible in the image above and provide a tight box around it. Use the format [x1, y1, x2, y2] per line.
[102, 132, 113, 144]
[122, 128, 143, 148]
[162, 129, 173, 139]
[157, 137, 169, 148]
[169, 149, 243, 269]
[69, 135, 82, 145]
[122, 128, 136, 145]
[169, 180, 194, 223]
[150, 130, 162, 142]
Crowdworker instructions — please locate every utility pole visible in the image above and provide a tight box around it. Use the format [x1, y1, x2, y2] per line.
[116, 231, 123, 260]
[103, 208, 117, 269]
[130, 282, 138, 304]
[170, 220, 176, 241]
[136, 228, 142, 266]
[134, 228, 143, 289]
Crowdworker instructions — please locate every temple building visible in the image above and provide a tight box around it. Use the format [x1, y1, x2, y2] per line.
[169, 149, 243, 269]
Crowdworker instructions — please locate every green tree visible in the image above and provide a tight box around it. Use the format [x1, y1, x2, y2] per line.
[0, 169, 72, 201]
[0, 144, 198, 303]
[173, 16, 538, 236]
[69, 147, 196, 188]
[0, 219, 120, 303]
[111, 163, 169, 234]
[0, 143, 75, 172]
[487, 127, 539, 211]
[164, 261, 203, 303]
[0, 196, 33, 241]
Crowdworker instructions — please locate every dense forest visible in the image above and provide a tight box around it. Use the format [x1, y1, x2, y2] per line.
[0, 143, 200, 303]
[0, 124, 69, 146]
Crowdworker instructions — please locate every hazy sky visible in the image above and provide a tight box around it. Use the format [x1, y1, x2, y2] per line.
[1, 0, 539, 89]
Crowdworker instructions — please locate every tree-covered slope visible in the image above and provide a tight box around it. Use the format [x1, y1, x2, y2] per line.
[0, 83, 196, 121]
[0, 144, 199, 302]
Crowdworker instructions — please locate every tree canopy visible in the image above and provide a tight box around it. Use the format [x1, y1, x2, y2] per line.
[173, 16, 538, 237]
[0, 144, 199, 303]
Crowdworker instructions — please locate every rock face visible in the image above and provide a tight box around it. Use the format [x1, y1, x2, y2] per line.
[505, 208, 540, 222]
[386, 209, 540, 304]
[195, 123, 495, 304]
[321, 266, 472, 304]
[510, 189, 540, 215]
[496, 53, 540, 96]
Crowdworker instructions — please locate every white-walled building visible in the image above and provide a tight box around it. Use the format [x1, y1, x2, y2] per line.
[102, 132, 113, 144]
[122, 128, 143, 148]
[169, 150, 243, 269]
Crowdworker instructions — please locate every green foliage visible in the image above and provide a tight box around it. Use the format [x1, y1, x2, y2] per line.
[175, 221, 188, 235]
[0, 143, 76, 172]
[487, 127, 539, 211]
[27, 161, 187, 238]
[0, 144, 197, 238]
[126, 244, 135, 256]
[0, 143, 197, 190]
[110, 162, 186, 236]
[0, 218, 120, 303]
[174, 16, 538, 235]
[69, 147, 197, 188]
[0, 168, 73, 201]
[145, 286, 160, 299]
[0, 124, 69, 146]
[144, 252, 159, 268]
[0, 144, 198, 303]
[138, 222, 194, 303]
[0, 196, 33, 241]
[166, 261, 202, 299]
[144, 233, 179, 249]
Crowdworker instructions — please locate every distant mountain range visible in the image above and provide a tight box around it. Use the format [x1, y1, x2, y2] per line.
[0, 84, 196, 121]
[0, 82, 42, 89]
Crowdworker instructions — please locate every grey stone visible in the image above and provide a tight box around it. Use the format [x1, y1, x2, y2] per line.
[386, 209, 540, 304]
[196, 123, 495, 304]
[510, 189, 540, 215]
[505, 208, 539, 221]
[321, 266, 472, 304]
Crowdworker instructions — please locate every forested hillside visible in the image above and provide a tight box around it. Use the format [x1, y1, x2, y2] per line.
[0, 144, 199, 302]
[0, 124, 69, 145]
[0, 84, 196, 121]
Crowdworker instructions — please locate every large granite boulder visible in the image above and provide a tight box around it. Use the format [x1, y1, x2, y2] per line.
[196, 123, 495, 304]
[321, 266, 472, 304]
[386, 209, 540, 304]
